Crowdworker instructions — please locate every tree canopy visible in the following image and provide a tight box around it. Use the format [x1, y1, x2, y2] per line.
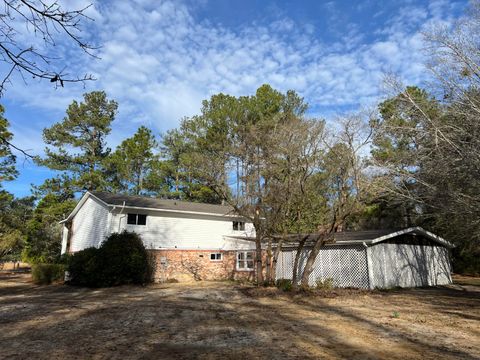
[0, 105, 17, 184]
[2, 1, 480, 278]
[39, 91, 118, 193]
[105, 126, 159, 195]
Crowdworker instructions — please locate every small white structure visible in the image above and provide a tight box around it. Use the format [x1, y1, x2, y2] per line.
[60, 191, 256, 254]
[276, 228, 454, 289]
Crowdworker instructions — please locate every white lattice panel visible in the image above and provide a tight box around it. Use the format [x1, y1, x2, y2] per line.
[276, 245, 370, 289]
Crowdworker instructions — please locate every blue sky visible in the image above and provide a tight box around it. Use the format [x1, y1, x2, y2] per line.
[1, 0, 468, 197]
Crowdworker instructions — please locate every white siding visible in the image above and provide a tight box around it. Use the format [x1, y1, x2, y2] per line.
[275, 240, 452, 289]
[109, 209, 256, 250]
[61, 225, 68, 254]
[69, 197, 110, 252]
[370, 243, 452, 288]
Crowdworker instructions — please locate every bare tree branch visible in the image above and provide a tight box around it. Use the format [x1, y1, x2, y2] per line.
[0, 0, 98, 96]
[0, 134, 33, 158]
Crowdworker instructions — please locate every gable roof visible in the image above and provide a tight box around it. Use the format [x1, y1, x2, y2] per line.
[275, 227, 454, 249]
[60, 191, 237, 223]
[368, 227, 455, 248]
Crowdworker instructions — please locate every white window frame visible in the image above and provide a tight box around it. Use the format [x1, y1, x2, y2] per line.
[236, 251, 255, 271]
[210, 252, 223, 261]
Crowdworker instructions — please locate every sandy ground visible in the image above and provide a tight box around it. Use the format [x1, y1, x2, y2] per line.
[0, 274, 479, 360]
[0, 262, 30, 271]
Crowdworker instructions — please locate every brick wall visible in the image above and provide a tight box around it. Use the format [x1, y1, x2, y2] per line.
[149, 250, 258, 282]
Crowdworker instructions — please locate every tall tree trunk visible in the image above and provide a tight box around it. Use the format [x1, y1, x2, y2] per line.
[175, 172, 179, 193]
[255, 230, 264, 285]
[301, 214, 340, 287]
[292, 235, 308, 289]
[300, 234, 326, 287]
[265, 238, 272, 284]
[405, 205, 412, 227]
[236, 158, 240, 199]
[137, 166, 143, 195]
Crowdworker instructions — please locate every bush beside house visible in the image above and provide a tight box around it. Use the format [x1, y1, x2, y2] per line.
[67, 247, 101, 286]
[67, 231, 155, 287]
[31, 263, 65, 285]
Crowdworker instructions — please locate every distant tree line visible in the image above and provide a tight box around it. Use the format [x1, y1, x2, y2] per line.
[1, 1, 479, 277]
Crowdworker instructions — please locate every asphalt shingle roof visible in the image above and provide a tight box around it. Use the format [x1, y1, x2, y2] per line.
[276, 229, 396, 244]
[275, 227, 453, 248]
[90, 191, 235, 216]
[333, 230, 396, 242]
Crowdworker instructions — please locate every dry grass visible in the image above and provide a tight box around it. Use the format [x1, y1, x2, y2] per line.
[0, 273, 479, 359]
[453, 274, 480, 287]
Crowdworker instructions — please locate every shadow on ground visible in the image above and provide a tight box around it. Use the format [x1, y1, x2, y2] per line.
[0, 274, 479, 359]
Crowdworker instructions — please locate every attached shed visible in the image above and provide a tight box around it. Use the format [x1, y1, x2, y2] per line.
[275, 227, 454, 289]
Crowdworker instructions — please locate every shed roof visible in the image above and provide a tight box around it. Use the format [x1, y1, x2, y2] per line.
[275, 227, 454, 249]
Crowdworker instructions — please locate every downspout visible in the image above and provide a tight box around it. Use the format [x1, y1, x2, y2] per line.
[117, 201, 126, 233]
[105, 205, 116, 243]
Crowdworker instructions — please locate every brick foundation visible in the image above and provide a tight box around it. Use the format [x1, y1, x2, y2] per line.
[149, 250, 258, 282]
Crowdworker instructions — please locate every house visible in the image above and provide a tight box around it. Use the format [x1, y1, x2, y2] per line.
[60, 191, 258, 281]
[61, 192, 454, 288]
[276, 228, 454, 289]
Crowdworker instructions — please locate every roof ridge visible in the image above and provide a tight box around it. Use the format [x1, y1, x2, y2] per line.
[90, 191, 230, 208]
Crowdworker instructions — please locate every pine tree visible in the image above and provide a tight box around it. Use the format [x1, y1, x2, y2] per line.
[0, 191, 34, 261]
[105, 126, 158, 195]
[0, 105, 18, 185]
[39, 91, 118, 192]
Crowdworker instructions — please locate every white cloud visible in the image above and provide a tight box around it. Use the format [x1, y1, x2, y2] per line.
[2, 0, 463, 148]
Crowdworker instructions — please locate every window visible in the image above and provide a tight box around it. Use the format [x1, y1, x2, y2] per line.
[127, 213, 136, 225]
[236, 251, 254, 271]
[233, 221, 245, 231]
[210, 253, 222, 261]
[127, 213, 147, 225]
[137, 214, 147, 225]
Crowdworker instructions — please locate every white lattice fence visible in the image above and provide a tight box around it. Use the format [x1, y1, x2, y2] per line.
[276, 245, 370, 288]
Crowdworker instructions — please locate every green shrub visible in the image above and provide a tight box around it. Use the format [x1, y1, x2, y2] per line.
[315, 278, 334, 290]
[276, 278, 293, 291]
[97, 231, 154, 286]
[31, 263, 65, 285]
[453, 248, 480, 276]
[66, 247, 101, 286]
[66, 231, 155, 287]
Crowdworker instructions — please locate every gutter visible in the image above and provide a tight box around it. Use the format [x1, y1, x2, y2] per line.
[105, 203, 242, 219]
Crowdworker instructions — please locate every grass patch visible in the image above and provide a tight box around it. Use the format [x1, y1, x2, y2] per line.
[453, 274, 480, 286]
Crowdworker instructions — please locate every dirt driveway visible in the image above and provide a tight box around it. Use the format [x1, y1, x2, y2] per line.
[0, 274, 479, 359]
